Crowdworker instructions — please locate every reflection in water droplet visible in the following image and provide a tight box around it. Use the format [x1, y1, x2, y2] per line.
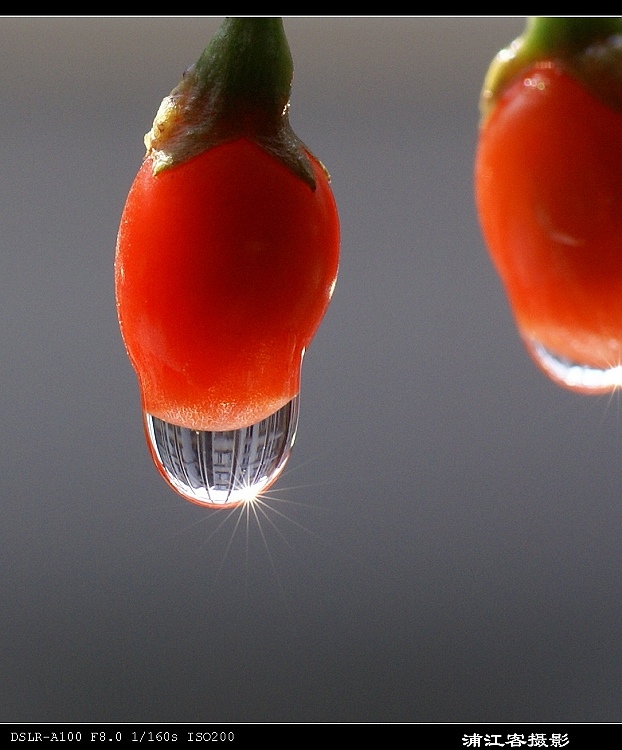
[143, 396, 299, 507]
[526, 339, 622, 394]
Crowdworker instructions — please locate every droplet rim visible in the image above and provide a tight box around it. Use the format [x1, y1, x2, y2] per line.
[525, 338, 622, 394]
[142, 396, 299, 508]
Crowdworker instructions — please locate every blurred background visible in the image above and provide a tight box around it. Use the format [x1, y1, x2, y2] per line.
[1, 17, 621, 722]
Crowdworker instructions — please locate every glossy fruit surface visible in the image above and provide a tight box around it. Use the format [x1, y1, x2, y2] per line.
[475, 62, 622, 386]
[115, 137, 339, 431]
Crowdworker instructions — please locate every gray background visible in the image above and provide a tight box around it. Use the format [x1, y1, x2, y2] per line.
[1, 17, 621, 722]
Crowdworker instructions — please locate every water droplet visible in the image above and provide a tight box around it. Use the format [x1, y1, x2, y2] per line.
[143, 396, 299, 507]
[526, 338, 622, 394]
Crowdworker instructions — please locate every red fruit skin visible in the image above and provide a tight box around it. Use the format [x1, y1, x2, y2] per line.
[475, 63, 622, 377]
[115, 138, 339, 430]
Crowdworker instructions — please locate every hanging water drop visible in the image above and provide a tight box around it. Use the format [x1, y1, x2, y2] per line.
[526, 338, 622, 394]
[143, 396, 299, 507]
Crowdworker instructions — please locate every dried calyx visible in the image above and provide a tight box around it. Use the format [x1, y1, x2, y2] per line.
[480, 16, 622, 122]
[144, 17, 318, 189]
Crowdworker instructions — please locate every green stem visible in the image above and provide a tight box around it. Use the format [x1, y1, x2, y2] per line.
[524, 16, 622, 55]
[193, 18, 293, 128]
